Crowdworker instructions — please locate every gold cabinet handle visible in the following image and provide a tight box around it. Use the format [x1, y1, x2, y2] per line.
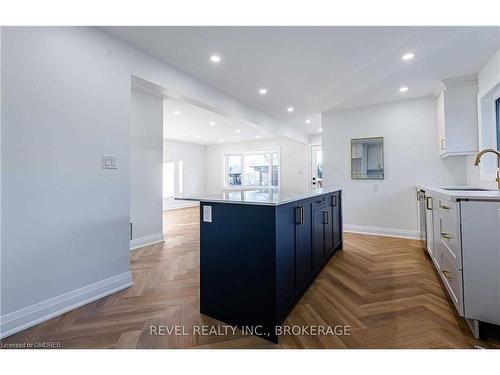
[426, 197, 433, 210]
[442, 270, 452, 280]
[441, 232, 452, 239]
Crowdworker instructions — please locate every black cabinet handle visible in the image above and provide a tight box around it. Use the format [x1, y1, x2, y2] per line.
[331, 195, 337, 207]
[295, 206, 304, 225]
[323, 211, 328, 224]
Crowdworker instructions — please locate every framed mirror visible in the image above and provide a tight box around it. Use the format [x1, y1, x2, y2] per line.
[351, 137, 384, 180]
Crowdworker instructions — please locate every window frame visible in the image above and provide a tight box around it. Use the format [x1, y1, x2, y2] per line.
[224, 150, 281, 189]
[496, 97, 500, 152]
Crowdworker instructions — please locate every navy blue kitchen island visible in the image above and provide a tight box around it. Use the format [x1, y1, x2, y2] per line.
[179, 188, 342, 343]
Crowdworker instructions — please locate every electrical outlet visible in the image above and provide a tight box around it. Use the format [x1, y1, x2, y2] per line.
[373, 184, 380, 192]
[102, 155, 117, 169]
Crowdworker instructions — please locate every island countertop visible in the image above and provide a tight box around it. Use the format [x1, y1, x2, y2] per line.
[175, 187, 342, 206]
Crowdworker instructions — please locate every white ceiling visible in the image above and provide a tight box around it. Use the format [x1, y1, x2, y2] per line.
[163, 98, 275, 145]
[106, 26, 500, 134]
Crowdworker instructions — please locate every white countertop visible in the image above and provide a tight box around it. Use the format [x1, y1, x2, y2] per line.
[417, 185, 500, 201]
[175, 188, 342, 206]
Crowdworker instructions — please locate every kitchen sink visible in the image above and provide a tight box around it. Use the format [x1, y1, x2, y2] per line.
[440, 187, 492, 191]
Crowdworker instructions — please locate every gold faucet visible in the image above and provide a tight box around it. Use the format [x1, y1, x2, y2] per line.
[474, 149, 500, 189]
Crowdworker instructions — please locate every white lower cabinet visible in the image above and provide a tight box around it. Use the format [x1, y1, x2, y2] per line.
[440, 249, 464, 316]
[422, 190, 500, 338]
[428, 195, 464, 316]
[461, 201, 500, 326]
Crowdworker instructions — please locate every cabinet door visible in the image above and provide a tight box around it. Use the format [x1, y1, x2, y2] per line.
[331, 192, 341, 250]
[276, 204, 297, 317]
[325, 205, 333, 257]
[425, 196, 434, 258]
[313, 208, 326, 270]
[432, 200, 442, 271]
[296, 202, 313, 292]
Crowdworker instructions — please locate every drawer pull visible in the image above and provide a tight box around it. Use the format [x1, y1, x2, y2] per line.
[331, 196, 337, 207]
[426, 197, 433, 210]
[441, 232, 452, 239]
[439, 203, 450, 210]
[316, 198, 325, 204]
[442, 270, 452, 280]
[295, 206, 305, 225]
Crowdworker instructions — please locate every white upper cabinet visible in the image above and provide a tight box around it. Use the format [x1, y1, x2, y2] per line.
[436, 75, 479, 157]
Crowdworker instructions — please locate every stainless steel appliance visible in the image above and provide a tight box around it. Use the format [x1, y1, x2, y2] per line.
[417, 189, 427, 245]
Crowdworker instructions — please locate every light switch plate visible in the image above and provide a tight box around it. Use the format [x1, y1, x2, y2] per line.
[203, 205, 212, 223]
[102, 155, 117, 169]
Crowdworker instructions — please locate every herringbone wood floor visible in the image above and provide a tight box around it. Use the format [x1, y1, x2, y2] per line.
[2, 207, 499, 349]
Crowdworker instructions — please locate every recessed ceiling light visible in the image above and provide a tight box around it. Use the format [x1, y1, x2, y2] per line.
[305, 119, 311, 124]
[173, 110, 181, 115]
[236, 129, 241, 133]
[197, 135, 202, 139]
[287, 107, 294, 113]
[219, 139, 223, 143]
[402, 52, 415, 61]
[318, 128, 323, 132]
[209, 121, 215, 126]
[399, 86, 409, 93]
[210, 55, 221, 63]
[256, 135, 262, 139]
[259, 88, 268, 95]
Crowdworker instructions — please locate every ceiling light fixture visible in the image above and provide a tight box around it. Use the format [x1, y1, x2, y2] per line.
[287, 107, 294, 113]
[402, 52, 415, 61]
[259, 88, 268, 95]
[209, 121, 215, 126]
[305, 119, 311, 124]
[210, 55, 221, 63]
[197, 135, 202, 139]
[318, 128, 323, 132]
[236, 129, 241, 133]
[173, 110, 181, 115]
[256, 135, 262, 139]
[219, 139, 223, 143]
[399, 86, 409, 93]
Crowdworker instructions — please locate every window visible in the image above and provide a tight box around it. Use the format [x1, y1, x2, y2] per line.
[496, 97, 500, 151]
[225, 151, 280, 188]
[226, 155, 242, 187]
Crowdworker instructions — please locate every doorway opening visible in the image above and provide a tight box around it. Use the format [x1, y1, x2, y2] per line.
[311, 144, 323, 190]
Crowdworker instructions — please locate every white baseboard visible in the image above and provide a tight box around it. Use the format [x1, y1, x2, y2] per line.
[343, 224, 419, 240]
[0, 271, 133, 339]
[130, 233, 165, 251]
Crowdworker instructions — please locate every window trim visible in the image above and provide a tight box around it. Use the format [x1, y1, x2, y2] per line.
[224, 150, 281, 189]
[496, 97, 500, 152]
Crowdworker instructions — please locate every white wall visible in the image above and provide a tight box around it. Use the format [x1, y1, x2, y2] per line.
[205, 137, 310, 194]
[308, 134, 322, 145]
[163, 139, 206, 209]
[0, 27, 300, 338]
[1, 28, 133, 336]
[322, 96, 467, 238]
[130, 89, 163, 249]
